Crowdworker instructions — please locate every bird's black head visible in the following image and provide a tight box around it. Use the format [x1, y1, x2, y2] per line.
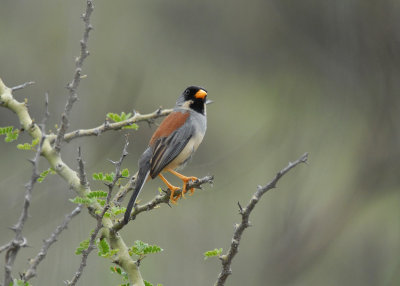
[177, 86, 208, 114]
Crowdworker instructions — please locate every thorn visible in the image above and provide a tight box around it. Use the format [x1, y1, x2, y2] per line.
[237, 202, 243, 214]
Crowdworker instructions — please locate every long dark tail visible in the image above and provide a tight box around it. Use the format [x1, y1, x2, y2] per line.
[123, 167, 150, 224]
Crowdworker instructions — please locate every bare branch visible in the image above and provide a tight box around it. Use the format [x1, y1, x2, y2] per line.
[22, 206, 82, 282]
[77, 147, 89, 187]
[214, 153, 308, 286]
[54, 0, 94, 152]
[112, 173, 137, 206]
[53, 108, 173, 143]
[113, 175, 214, 231]
[2, 131, 46, 286]
[11, 81, 35, 92]
[108, 135, 129, 189]
[0, 242, 12, 255]
[66, 206, 107, 286]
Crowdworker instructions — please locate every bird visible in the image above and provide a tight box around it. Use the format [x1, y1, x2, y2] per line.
[124, 86, 209, 224]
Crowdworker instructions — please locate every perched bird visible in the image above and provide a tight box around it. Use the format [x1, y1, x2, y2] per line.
[124, 86, 209, 224]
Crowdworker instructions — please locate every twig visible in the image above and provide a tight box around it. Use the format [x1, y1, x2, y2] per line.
[49, 108, 173, 143]
[66, 138, 129, 285]
[107, 135, 129, 190]
[65, 205, 107, 286]
[1, 91, 49, 286]
[0, 242, 12, 254]
[113, 175, 214, 231]
[11, 81, 35, 91]
[54, 0, 94, 152]
[2, 131, 46, 286]
[77, 147, 89, 187]
[112, 172, 138, 206]
[214, 153, 308, 286]
[22, 205, 82, 282]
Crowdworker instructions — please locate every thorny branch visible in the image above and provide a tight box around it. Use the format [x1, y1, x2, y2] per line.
[65, 205, 106, 286]
[54, 108, 173, 143]
[1, 75, 206, 285]
[66, 136, 130, 286]
[214, 153, 309, 286]
[22, 205, 83, 282]
[54, 0, 94, 152]
[77, 147, 89, 187]
[11, 81, 35, 92]
[1, 98, 49, 286]
[113, 175, 214, 231]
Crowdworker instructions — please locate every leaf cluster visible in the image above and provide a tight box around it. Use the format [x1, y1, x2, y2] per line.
[17, 138, 39, 151]
[204, 248, 223, 260]
[11, 279, 31, 286]
[97, 238, 118, 258]
[38, 167, 56, 183]
[107, 112, 138, 130]
[129, 240, 163, 259]
[0, 126, 19, 142]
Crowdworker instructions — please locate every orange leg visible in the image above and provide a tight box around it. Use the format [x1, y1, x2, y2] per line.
[158, 173, 181, 204]
[167, 169, 198, 196]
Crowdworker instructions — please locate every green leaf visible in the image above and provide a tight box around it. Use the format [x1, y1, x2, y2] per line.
[11, 279, 31, 286]
[94, 209, 109, 217]
[31, 138, 39, 147]
[110, 266, 122, 275]
[69, 196, 94, 205]
[97, 239, 118, 258]
[110, 266, 129, 282]
[107, 112, 127, 122]
[121, 168, 129, 177]
[97, 238, 110, 256]
[108, 112, 137, 130]
[16, 138, 40, 151]
[0, 126, 13, 135]
[130, 240, 163, 256]
[16, 143, 30, 150]
[86, 190, 108, 198]
[38, 168, 56, 183]
[92, 172, 114, 182]
[105, 172, 114, 182]
[111, 206, 125, 215]
[97, 199, 106, 206]
[5, 129, 18, 142]
[120, 112, 131, 121]
[204, 248, 223, 260]
[144, 281, 163, 286]
[75, 239, 90, 255]
[122, 123, 138, 130]
[92, 172, 103, 181]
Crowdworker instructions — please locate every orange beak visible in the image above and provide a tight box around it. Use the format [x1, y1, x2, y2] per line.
[194, 89, 207, 99]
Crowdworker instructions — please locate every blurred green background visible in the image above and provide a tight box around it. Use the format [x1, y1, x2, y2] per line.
[1, 0, 400, 285]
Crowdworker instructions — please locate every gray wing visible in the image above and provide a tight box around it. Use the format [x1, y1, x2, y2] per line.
[149, 123, 194, 178]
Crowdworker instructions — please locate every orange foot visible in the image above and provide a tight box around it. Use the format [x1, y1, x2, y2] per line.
[158, 173, 181, 204]
[168, 169, 198, 196]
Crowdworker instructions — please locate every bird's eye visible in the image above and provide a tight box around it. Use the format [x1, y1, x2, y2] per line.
[185, 89, 190, 96]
